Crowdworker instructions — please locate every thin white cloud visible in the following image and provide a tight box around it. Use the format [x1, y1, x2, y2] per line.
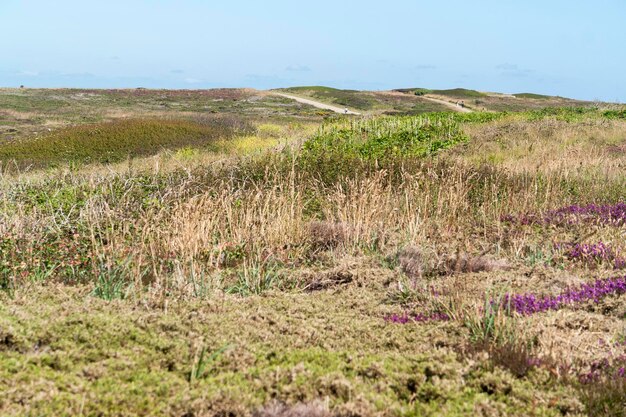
[496, 63, 534, 78]
[414, 64, 437, 70]
[285, 65, 311, 72]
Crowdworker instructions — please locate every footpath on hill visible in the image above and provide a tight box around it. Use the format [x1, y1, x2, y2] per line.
[421, 94, 474, 113]
[270, 92, 361, 115]
[271, 91, 473, 114]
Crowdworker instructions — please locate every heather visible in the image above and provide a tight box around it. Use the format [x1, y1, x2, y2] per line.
[502, 275, 626, 316]
[1, 88, 626, 416]
[562, 242, 626, 270]
[503, 203, 626, 227]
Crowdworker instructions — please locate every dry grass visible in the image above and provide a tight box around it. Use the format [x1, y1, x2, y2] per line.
[458, 117, 626, 176]
[308, 221, 348, 250]
[254, 401, 330, 417]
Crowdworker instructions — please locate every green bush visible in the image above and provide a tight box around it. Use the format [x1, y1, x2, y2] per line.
[602, 109, 626, 120]
[432, 88, 486, 98]
[300, 115, 467, 182]
[524, 107, 599, 122]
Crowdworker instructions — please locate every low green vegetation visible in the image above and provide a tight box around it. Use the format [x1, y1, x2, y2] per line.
[514, 93, 553, 99]
[394, 88, 486, 99]
[0, 91, 70, 112]
[431, 88, 487, 98]
[301, 115, 467, 183]
[0, 287, 585, 417]
[393, 88, 434, 96]
[0, 118, 241, 169]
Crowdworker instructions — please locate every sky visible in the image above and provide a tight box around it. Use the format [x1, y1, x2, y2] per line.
[1, 0, 625, 101]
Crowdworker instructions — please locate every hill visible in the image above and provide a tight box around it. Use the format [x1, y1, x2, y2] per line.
[393, 87, 597, 112]
[276, 86, 452, 114]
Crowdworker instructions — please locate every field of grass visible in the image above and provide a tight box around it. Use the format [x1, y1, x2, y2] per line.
[1, 89, 626, 416]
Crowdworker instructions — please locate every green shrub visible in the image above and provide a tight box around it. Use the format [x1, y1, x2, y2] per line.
[432, 88, 486, 98]
[524, 107, 599, 122]
[299, 114, 467, 183]
[602, 109, 626, 120]
[514, 93, 552, 100]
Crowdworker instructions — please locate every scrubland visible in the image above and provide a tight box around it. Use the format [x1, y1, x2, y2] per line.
[0, 90, 625, 416]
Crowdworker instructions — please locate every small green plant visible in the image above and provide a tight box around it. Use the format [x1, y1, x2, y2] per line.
[174, 146, 199, 159]
[226, 261, 282, 296]
[189, 343, 233, 383]
[461, 293, 543, 378]
[186, 263, 220, 298]
[386, 278, 431, 306]
[525, 246, 555, 268]
[91, 259, 134, 301]
[0, 273, 15, 297]
[464, 293, 516, 344]
[30, 264, 58, 283]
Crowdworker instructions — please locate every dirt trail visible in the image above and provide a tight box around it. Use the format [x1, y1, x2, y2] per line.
[271, 92, 361, 115]
[422, 94, 473, 113]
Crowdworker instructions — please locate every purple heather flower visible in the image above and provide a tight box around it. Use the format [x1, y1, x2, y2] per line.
[560, 241, 626, 270]
[504, 202, 626, 227]
[502, 275, 626, 316]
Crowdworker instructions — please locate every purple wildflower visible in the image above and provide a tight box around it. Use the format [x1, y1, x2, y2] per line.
[560, 241, 626, 270]
[502, 275, 626, 316]
[579, 354, 626, 384]
[545, 203, 626, 227]
[503, 202, 626, 227]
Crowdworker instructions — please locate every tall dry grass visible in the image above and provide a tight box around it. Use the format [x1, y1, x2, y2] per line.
[1, 115, 624, 299]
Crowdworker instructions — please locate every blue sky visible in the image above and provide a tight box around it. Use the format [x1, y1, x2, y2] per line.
[1, 0, 624, 101]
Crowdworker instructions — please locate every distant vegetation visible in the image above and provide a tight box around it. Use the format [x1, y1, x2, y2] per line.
[0, 93, 70, 112]
[392, 87, 603, 112]
[0, 118, 242, 168]
[431, 88, 487, 98]
[514, 93, 552, 99]
[278, 86, 458, 114]
[280, 86, 377, 110]
[394, 87, 486, 98]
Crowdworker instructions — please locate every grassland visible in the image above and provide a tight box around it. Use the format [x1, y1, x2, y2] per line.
[277, 87, 451, 114]
[394, 88, 598, 112]
[0, 88, 323, 145]
[1, 88, 625, 416]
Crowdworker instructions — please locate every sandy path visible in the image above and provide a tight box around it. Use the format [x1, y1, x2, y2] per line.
[271, 92, 361, 115]
[421, 95, 473, 113]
